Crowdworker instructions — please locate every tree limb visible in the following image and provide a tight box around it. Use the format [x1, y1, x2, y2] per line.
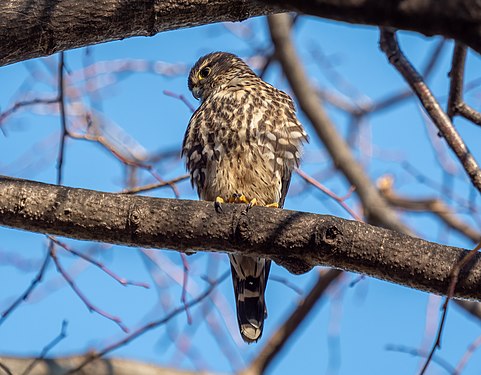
[1, 175, 481, 301]
[4, 0, 481, 67]
[264, 0, 481, 56]
[0, 0, 281, 67]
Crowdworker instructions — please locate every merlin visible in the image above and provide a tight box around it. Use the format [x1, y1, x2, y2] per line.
[182, 52, 307, 343]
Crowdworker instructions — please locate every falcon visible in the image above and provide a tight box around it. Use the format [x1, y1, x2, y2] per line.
[182, 52, 307, 343]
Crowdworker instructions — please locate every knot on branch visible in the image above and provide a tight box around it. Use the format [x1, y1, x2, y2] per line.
[126, 203, 145, 238]
[324, 225, 341, 244]
[234, 207, 252, 244]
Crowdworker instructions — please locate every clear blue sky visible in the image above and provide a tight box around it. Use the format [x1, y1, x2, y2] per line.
[1, 15, 481, 375]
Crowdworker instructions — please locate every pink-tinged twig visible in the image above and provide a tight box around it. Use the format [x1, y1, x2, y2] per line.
[143, 250, 243, 365]
[49, 243, 129, 333]
[163, 90, 196, 113]
[67, 131, 181, 198]
[242, 269, 342, 375]
[296, 169, 362, 221]
[48, 236, 149, 289]
[0, 251, 50, 326]
[269, 275, 303, 295]
[121, 173, 189, 194]
[22, 320, 68, 375]
[179, 253, 193, 325]
[454, 332, 481, 374]
[385, 344, 455, 374]
[202, 297, 244, 371]
[64, 272, 229, 375]
[0, 97, 59, 126]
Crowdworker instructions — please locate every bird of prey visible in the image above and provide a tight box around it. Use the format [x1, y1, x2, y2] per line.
[182, 52, 307, 343]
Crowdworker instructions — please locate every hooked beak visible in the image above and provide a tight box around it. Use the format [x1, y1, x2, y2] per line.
[192, 86, 201, 100]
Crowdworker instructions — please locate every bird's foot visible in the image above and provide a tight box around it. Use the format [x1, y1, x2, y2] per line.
[214, 196, 225, 213]
[265, 202, 279, 208]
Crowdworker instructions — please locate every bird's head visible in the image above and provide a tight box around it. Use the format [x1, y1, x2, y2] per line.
[188, 52, 255, 101]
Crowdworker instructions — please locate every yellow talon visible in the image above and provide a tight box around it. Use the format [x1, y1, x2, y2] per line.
[237, 194, 250, 204]
[215, 196, 225, 204]
[266, 202, 279, 208]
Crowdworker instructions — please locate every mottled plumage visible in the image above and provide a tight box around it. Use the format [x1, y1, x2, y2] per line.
[182, 52, 307, 343]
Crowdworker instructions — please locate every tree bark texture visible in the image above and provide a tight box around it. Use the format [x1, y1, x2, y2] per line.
[1, 175, 480, 301]
[0, 0, 281, 66]
[2, 0, 481, 67]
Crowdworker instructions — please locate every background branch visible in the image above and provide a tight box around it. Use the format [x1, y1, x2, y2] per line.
[0, 356, 211, 375]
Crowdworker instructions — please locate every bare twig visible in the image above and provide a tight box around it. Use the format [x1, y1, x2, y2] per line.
[386, 344, 455, 374]
[0, 251, 50, 326]
[419, 241, 481, 375]
[0, 98, 59, 126]
[49, 243, 128, 332]
[379, 28, 481, 194]
[22, 320, 68, 375]
[296, 169, 361, 221]
[65, 272, 229, 374]
[454, 332, 481, 374]
[447, 42, 481, 125]
[121, 174, 189, 194]
[56, 52, 68, 185]
[163, 90, 196, 113]
[48, 236, 149, 288]
[241, 269, 342, 375]
[68, 131, 181, 198]
[180, 253, 193, 325]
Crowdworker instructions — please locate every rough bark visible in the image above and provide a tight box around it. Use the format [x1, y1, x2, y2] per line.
[3, 0, 481, 67]
[0, 0, 281, 66]
[266, 0, 481, 54]
[1, 175, 481, 301]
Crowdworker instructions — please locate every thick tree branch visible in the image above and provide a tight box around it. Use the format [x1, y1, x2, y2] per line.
[0, 0, 281, 67]
[4, 0, 481, 67]
[265, 0, 481, 56]
[1, 175, 481, 301]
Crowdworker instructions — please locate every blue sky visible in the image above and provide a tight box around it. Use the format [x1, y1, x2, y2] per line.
[1, 15, 481, 375]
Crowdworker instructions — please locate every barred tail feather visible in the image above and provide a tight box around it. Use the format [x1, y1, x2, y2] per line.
[229, 255, 271, 343]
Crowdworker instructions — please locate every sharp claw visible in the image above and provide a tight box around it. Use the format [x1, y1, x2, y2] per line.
[214, 196, 225, 213]
[246, 197, 257, 210]
[214, 201, 223, 213]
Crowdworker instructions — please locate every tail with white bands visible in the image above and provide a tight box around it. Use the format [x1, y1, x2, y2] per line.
[229, 254, 271, 343]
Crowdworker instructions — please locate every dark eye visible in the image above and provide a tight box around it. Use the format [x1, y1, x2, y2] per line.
[199, 66, 211, 79]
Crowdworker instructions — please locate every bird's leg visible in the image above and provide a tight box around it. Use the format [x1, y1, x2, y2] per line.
[214, 196, 225, 213]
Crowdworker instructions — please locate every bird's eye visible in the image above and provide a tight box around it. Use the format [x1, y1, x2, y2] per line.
[199, 66, 211, 80]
